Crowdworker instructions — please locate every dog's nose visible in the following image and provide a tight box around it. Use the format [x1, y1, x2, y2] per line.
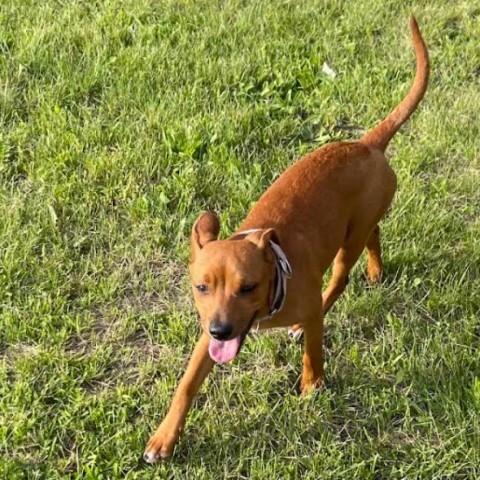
[209, 321, 233, 340]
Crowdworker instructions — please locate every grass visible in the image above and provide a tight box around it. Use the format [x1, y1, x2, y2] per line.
[0, 0, 479, 478]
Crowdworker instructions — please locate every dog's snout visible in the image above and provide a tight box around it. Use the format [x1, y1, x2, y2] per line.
[209, 321, 233, 340]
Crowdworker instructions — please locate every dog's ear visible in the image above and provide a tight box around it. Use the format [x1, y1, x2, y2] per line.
[191, 212, 220, 259]
[245, 228, 278, 251]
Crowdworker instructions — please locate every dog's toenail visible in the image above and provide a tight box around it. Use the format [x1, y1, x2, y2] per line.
[144, 451, 157, 464]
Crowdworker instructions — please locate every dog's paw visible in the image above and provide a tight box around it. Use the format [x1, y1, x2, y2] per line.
[300, 375, 324, 395]
[366, 268, 383, 285]
[300, 381, 324, 395]
[288, 324, 304, 340]
[143, 424, 179, 464]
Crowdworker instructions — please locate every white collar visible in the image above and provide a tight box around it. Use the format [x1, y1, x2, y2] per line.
[235, 229, 292, 322]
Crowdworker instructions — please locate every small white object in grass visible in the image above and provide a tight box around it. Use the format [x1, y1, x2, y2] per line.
[288, 326, 304, 340]
[322, 62, 336, 78]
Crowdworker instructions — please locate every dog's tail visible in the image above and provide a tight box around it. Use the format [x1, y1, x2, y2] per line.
[361, 16, 429, 152]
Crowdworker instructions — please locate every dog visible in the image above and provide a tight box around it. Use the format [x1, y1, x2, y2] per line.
[144, 16, 429, 463]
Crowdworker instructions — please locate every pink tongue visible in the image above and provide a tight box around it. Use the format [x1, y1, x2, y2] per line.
[208, 335, 242, 363]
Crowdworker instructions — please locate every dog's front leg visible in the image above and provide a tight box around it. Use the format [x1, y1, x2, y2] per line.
[144, 332, 214, 463]
[300, 308, 325, 394]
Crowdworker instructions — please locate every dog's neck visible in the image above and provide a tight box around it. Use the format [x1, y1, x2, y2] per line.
[233, 229, 292, 322]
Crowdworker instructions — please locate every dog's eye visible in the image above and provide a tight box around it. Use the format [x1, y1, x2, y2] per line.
[196, 284, 208, 293]
[239, 284, 256, 295]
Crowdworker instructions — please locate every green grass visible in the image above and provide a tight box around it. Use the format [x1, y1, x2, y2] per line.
[1, 0, 479, 478]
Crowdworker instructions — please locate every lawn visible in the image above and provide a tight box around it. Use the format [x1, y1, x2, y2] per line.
[1, 0, 479, 478]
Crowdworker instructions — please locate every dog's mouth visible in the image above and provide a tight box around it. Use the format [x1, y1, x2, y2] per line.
[208, 312, 258, 364]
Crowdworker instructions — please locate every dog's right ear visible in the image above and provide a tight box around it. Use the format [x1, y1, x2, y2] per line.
[191, 211, 220, 261]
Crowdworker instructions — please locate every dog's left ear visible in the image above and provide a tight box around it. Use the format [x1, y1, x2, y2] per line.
[191, 211, 220, 260]
[245, 228, 278, 251]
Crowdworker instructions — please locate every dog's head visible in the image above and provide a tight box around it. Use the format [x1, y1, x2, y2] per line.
[189, 212, 277, 363]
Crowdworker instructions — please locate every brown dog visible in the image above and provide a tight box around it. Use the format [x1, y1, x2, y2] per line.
[144, 17, 429, 463]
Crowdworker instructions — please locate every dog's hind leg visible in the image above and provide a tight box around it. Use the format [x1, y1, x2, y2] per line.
[289, 225, 380, 341]
[365, 225, 383, 284]
[321, 239, 367, 314]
